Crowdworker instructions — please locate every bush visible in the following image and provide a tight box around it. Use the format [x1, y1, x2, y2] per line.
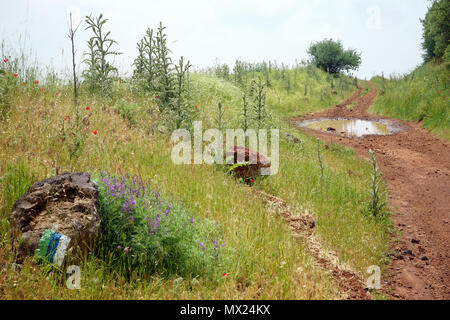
[94, 172, 225, 279]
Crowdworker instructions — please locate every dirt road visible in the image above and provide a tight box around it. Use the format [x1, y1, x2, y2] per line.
[292, 81, 450, 300]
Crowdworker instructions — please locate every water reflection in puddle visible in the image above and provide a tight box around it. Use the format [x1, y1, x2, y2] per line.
[298, 118, 398, 137]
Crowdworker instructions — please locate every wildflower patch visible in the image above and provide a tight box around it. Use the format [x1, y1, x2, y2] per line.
[95, 172, 225, 278]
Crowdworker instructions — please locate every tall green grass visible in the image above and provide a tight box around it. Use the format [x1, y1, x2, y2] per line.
[370, 62, 450, 140]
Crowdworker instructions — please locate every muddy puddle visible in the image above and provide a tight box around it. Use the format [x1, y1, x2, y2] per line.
[297, 118, 406, 137]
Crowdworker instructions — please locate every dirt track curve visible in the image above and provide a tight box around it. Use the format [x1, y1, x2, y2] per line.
[292, 81, 450, 300]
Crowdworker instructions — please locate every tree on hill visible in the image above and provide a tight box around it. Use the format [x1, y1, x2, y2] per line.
[421, 0, 450, 62]
[307, 39, 361, 74]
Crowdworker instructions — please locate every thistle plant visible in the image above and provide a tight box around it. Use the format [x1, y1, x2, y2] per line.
[60, 107, 88, 165]
[172, 56, 192, 129]
[133, 27, 156, 93]
[338, 74, 344, 98]
[83, 14, 121, 96]
[214, 62, 230, 81]
[133, 39, 146, 81]
[233, 59, 248, 89]
[217, 101, 225, 131]
[241, 89, 249, 132]
[317, 139, 324, 180]
[250, 76, 270, 129]
[367, 149, 387, 218]
[154, 22, 174, 110]
[380, 72, 386, 95]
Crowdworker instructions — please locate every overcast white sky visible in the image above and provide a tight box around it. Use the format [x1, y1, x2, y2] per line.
[0, 0, 430, 79]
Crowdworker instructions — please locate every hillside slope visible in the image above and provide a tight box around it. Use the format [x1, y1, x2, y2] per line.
[370, 62, 450, 140]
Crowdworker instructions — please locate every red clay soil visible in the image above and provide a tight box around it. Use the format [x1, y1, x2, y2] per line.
[292, 81, 450, 300]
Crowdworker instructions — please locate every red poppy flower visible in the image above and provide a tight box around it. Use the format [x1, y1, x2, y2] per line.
[195, 105, 198, 108]
[154, 95, 159, 98]
[222, 273, 228, 277]
[86, 106, 90, 111]
[64, 115, 69, 121]
[91, 130, 98, 135]
[34, 80, 39, 84]
[40, 88, 44, 91]
[3, 59, 8, 63]
[250, 179, 254, 183]
[13, 73, 18, 77]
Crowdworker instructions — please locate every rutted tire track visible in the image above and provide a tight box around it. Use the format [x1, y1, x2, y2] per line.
[292, 81, 450, 300]
[255, 190, 371, 300]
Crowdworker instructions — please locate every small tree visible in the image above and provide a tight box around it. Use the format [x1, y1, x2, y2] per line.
[307, 39, 361, 74]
